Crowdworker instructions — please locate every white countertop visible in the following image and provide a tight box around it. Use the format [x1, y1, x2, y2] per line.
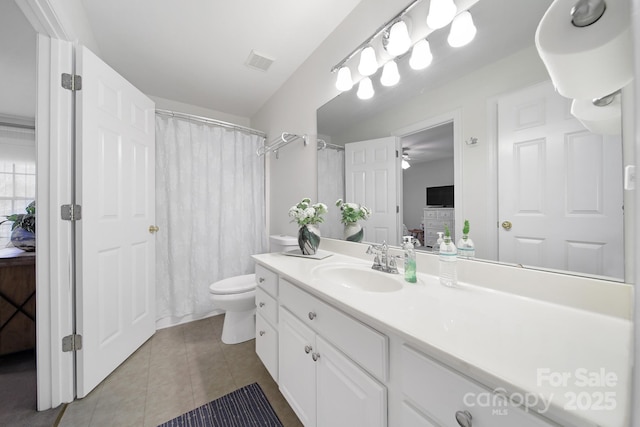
[252, 250, 632, 427]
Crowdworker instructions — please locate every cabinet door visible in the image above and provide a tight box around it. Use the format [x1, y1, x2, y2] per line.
[255, 313, 278, 382]
[279, 307, 317, 427]
[316, 336, 386, 427]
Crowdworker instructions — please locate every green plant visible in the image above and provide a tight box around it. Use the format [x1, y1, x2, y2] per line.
[335, 199, 371, 225]
[0, 201, 35, 233]
[288, 198, 327, 226]
[462, 219, 470, 235]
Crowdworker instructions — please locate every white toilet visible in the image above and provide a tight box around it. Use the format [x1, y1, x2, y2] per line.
[209, 234, 298, 344]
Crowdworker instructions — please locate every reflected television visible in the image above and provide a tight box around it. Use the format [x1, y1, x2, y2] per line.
[426, 185, 454, 207]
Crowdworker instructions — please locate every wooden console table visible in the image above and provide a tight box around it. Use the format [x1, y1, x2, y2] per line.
[0, 253, 36, 355]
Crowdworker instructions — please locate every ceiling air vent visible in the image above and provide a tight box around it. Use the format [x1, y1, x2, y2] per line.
[245, 50, 274, 72]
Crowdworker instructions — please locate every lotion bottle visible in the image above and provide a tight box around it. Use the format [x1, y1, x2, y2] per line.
[402, 236, 417, 283]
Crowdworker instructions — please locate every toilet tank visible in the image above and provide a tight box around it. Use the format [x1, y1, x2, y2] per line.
[269, 234, 298, 253]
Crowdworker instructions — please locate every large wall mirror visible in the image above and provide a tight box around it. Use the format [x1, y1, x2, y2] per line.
[317, 0, 632, 282]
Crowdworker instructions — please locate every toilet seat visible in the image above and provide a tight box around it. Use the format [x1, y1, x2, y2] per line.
[209, 273, 256, 295]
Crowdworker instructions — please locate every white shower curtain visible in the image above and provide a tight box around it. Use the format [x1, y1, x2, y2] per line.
[317, 147, 345, 240]
[155, 115, 267, 324]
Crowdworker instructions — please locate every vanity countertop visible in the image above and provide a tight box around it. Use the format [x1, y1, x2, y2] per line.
[252, 250, 632, 427]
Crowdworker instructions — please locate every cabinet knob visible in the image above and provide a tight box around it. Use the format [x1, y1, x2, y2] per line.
[304, 345, 312, 354]
[455, 410, 473, 427]
[259, 330, 265, 336]
[312, 352, 320, 362]
[259, 277, 265, 283]
[308, 312, 317, 320]
[259, 302, 265, 307]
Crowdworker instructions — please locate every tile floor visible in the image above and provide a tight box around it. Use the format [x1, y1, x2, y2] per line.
[59, 315, 302, 427]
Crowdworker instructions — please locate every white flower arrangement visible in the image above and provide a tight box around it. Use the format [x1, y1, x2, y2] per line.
[335, 199, 371, 225]
[289, 198, 328, 226]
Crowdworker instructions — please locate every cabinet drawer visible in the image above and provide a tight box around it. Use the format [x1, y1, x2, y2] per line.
[401, 345, 554, 427]
[280, 279, 388, 381]
[424, 210, 438, 219]
[256, 313, 278, 382]
[255, 264, 278, 297]
[438, 210, 454, 219]
[256, 287, 277, 326]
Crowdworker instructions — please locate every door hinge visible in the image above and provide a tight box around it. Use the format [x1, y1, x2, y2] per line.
[396, 150, 399, 158]
[61, 73, 82, 91]
[396, 205, 400, 213]
[61, 204, 82, 221]
[62, 334, 83, 352]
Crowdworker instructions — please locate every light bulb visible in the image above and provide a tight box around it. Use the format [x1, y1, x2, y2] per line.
[357, 77, 375, 100]
[448, 11, 477, 47]
[427, 0, 457, 30]
[410, 39, 433, 70]
[402, 159, 411, 169]
[358, 46, 378, 77]
[335, 66, 353, 91]
[385, 21, 412, 57]
[380, 61, 400, 87]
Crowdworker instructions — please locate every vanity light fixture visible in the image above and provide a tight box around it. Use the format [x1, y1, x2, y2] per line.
[335, 66, 354, 91]
[358, 46, 379, 77]
[447, 11, 477, 47]
[384, 20, 412, 57]
[357, 77, 375, 100]
[381, 60, 401, 86]
[409, 39, 433, 70]
[331, 0, 478, 100]
[426, 0, 457, 30]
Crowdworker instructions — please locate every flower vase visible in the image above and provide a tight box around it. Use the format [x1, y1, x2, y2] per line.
[298, 224, 321, 255]
[11, 227, 36, 252]
[344, 222, 363, 242]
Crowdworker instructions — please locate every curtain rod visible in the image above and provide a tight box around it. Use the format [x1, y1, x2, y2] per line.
[155, 109, 267, 138]
[0, 121, 35, 130]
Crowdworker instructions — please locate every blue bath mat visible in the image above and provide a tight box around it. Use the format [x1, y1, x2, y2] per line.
[157, 382, 283, 427]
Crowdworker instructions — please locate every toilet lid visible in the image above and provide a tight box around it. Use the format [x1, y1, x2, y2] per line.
[209, 273, 256, 295]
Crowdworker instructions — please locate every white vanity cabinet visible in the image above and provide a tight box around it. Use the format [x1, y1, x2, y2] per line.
[255, 264, 279, 381]
[278, 279, 387, 427]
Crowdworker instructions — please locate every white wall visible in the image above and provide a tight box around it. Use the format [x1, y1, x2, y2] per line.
[403, 158, 454, 230]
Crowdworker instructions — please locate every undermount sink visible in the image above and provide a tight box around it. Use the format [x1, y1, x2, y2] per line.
[312, 263, 403, 292]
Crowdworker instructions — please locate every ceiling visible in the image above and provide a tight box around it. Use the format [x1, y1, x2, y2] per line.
[80, 0, 362, 118]
[0, 0, 361, 121]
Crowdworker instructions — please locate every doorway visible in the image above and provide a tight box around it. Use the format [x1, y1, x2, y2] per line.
[0, 0, 41, 422]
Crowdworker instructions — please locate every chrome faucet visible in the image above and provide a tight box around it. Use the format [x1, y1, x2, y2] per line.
[366, 241, 399, 274]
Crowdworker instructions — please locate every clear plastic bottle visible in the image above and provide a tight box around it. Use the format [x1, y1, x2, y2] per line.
[457, 219, 475, 259]
[439, 226, 457, 287]
[402, 236, 417, 283]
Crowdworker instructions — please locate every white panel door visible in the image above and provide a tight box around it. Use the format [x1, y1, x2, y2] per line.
[345, 137, 399, 245]
[75, 46, 156, 397]
[316, 335, 386, 427]
[498, 80, 623, 279]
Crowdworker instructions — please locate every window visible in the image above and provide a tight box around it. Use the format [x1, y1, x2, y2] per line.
[0, 125, 36, 248]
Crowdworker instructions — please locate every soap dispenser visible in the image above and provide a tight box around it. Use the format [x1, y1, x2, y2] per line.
[435, 231, 444, 253]
[439, 225, 457, 287]
[402, 236, 417, 283]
